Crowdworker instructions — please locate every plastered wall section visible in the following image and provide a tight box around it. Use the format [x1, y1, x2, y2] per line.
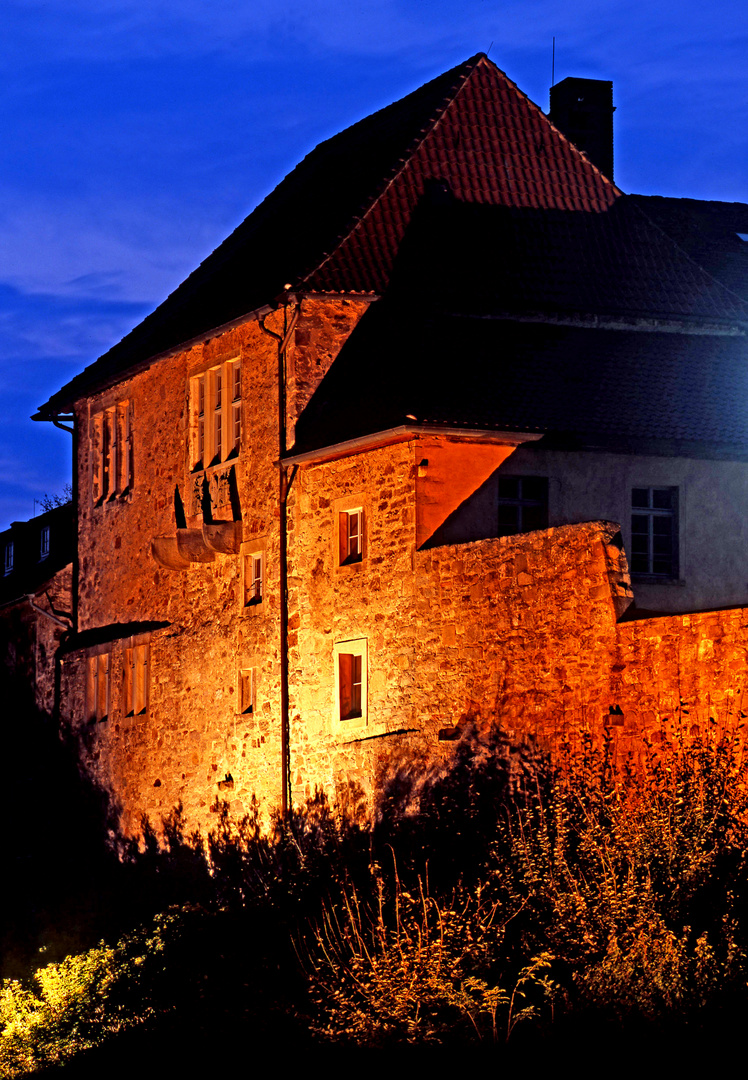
[439, 444, 748, 612]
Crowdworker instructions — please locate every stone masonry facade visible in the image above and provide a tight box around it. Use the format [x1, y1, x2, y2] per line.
[59, 298, 748, 835]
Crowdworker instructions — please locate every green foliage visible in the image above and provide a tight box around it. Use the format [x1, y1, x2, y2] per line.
[0, 916, 177, 1076]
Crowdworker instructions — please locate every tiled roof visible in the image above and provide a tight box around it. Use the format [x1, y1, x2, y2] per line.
[291, 302, 748, 456]
[38, 53, 619, 414]
[303, 55, 618, 293]
[385, 195, 748, 323]
[630, 195, 748, 301]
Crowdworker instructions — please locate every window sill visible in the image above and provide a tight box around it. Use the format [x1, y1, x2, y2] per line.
[337, 724, 415, 745]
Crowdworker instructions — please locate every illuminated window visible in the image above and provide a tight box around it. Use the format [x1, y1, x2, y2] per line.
[86, 650, 111, 722]
[3, 541, 13, 575]
[334, 639, 367, 725]
[339, 508, 364, 565]
[497, 476, 548, 536]
[92, 400, 132, 504]
[631, 487, 678, 578]
[40, 526, 50, 560]
[239, 668, 255, 714]
[191, 359, 242, 470]
[125, 643, 149, 716]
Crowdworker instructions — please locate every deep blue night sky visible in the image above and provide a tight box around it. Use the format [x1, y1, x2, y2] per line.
[2, 0, 747, 528]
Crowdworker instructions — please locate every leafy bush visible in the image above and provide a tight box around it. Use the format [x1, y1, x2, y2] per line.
[0, 916, 176, 1076]
[3, 714, 748, 1063]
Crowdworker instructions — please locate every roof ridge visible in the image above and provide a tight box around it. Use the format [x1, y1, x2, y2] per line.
[296, 54, 484, 288]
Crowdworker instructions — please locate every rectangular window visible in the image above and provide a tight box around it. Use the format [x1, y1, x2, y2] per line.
[191, 359, 242, 470]
[91, 400, 132, 504]
[40, 526, 50, 560]
[631, 487, 678, 578]
[334, 639, 368, 726]
[497, 476, 549, 536]
[339, 653, 363, 720]
[125, 643, 149, 716]
[243, 552, 263, 607]
[339, 508, 364, 565]
[3, 541, 13, 575]
[87, 651, 111, 722]
[230, 359, 242, 456]
[239, 668, 255, 714]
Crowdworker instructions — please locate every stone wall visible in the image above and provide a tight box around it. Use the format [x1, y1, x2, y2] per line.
[63, 297, 372, 834]
[58, 290, 748, 835]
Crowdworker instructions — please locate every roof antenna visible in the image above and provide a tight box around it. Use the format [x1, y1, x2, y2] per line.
[551, 36, 555, 87]
[486, 40, 493, 57]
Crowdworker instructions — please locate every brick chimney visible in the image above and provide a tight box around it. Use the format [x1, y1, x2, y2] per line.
[549, 77, 615, 181]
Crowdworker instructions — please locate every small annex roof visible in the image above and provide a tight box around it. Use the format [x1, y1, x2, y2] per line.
[290, 300, 748, 459]
[37, 52, 620, 417]
[384, 194, 748, 324]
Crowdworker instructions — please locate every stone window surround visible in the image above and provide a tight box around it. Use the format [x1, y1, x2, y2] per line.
[90, 399, 133, 506]
[333, 493, 368, 570]
[237, 665, 257, 716]
[240, 538, 267, 616]
[189, 357, 242, 473]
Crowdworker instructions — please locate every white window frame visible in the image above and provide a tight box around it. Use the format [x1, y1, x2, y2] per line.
[3, 541, 14, 576]
[40, 526, 50, 561]
[339, 508, 364, 565]
[333, 639, 368, 728]
[334, 494, 367, 568]
[191, 359, 242, 471]
[630, 486, 679, 579]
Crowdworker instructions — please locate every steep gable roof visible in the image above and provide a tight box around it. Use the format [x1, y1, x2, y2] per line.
[37, 53, 620, 415]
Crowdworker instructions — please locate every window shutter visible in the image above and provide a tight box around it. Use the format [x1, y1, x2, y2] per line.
[339, 512, 348, 564]
[351, 654, 362, 717]
[339, 653, 353, 720]
[92, 415, 103, 503]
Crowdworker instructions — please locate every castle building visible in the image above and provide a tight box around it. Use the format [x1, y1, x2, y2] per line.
[0, 502, 73, 718]
[32, 54, 748, 832]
